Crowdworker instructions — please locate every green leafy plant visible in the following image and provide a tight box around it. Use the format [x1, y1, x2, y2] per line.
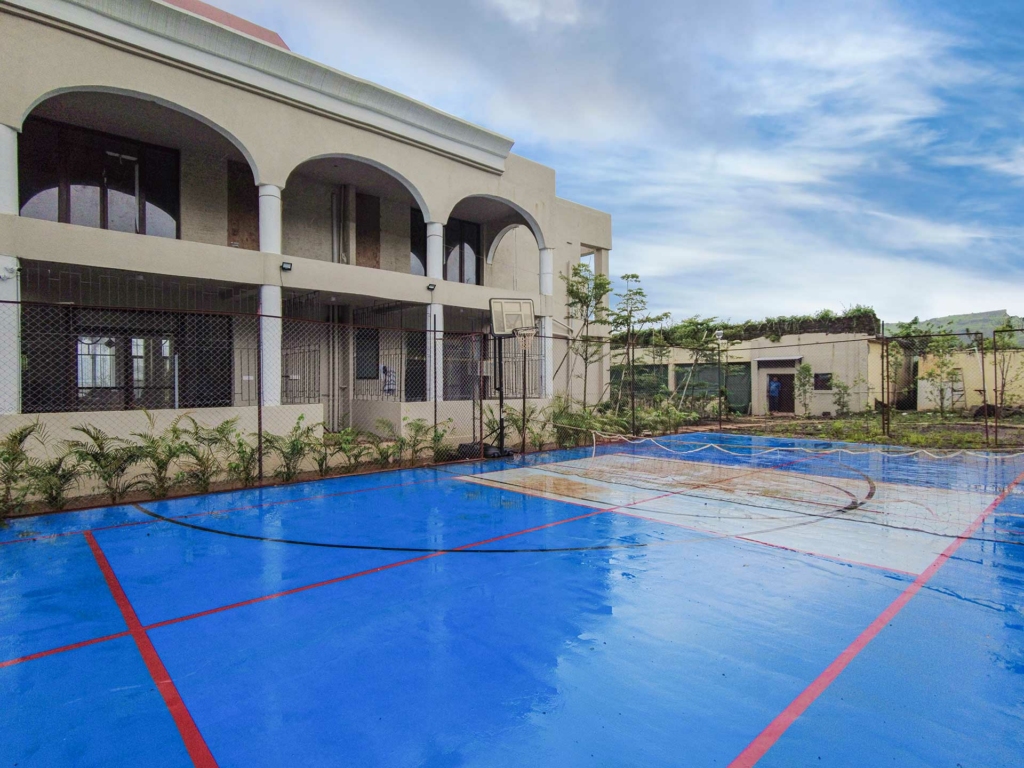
[68, 425, 145, 504]
[505, 402, 542, 451]
[29, 451, 81, 511]
[831, 378, 853, 418]
[366, 419, 407, 466]
[308, 425, 353, 478]
[403, 418, 433, 462]
[223, 431, 260, 487]
[133, 412, 187, 499]
[332, 429, 370, 472]
[431, 419, 454, 462]
[0, 423, 41, 518]
[178, 417, 237, 493]
[795, 363, 814, 417]
[562, 262, 612, 410]
[264, 415, 315, 482]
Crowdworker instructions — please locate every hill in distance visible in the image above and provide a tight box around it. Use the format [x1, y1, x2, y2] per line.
[889, 309, 1021, 336]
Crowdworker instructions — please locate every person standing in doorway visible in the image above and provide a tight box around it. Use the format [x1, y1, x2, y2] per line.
[768, 376, 781, 414]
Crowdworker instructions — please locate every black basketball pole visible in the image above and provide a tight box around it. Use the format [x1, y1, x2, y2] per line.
[496, 335, 505, 453]
[521, 338, 528, 456]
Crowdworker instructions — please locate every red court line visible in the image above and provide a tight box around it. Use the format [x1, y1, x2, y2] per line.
[145, 510, 605, 631]
[0, 630, 131, 669]
[85, 532, 218, 768]
[727, 468, 1024, 768]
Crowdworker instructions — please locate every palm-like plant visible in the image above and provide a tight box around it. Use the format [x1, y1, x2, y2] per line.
[178, 417, 236, 493]
[29, 451, 81, 511]
[309, 425, 346, 478]
[264, 415, 315, 482]
[68, 425, 145, 504]
[133, 412, 187, 498]
[431, 419, 454, 462]
[404, 418, 433, 462]
[335, 429, 370, 472]
[223, 431, 260, 487]
[0, 423, 40, 518]
[368, 419, 406, 466]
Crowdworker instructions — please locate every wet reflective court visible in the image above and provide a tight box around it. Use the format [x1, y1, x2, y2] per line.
[2, 435, 1024, 766]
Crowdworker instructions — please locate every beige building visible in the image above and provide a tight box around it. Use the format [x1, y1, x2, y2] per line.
[0, 0, 612, 440]
[633, 332, 882, 417]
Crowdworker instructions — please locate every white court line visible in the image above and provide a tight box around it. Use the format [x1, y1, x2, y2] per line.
[463, 455, 997, 575]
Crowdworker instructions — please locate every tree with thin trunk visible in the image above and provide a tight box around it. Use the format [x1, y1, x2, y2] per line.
[609, 274, 670, 433]
[561, 263, 612, 411]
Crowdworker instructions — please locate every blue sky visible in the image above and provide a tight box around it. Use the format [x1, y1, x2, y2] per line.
[212, 0, 1024, 323]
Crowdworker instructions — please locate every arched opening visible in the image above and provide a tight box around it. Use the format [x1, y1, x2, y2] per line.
[19, 89, 260, 248]
[446, 195, 544, 290]
[283, 155, 430, 276]
[15, 90, 267, 416]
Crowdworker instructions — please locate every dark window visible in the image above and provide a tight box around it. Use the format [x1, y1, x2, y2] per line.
[814, 373, 833, 391]
[757, 358, 800, 369]
[410, 207, 427, 276]
[355, 328, 380, 379]
[21, 305, 231, 413]
[443, 218, 482, 285]
[18, 117, 179, 238]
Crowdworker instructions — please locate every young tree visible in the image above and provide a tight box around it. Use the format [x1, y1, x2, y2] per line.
[561, 263, 612, 411]
[921, 334, 962, 417]
[609, 274, 670, 434]
[795, 363, 814, 417]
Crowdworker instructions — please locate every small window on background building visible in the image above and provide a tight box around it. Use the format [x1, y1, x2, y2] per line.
[814, 373, 833, 391]
[355, 328, 380, 379]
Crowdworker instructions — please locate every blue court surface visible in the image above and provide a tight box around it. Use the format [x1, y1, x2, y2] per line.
[3, 434, 1024, 767]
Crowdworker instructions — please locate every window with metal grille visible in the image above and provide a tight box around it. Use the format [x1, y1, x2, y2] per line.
[355, 328, 380, 379]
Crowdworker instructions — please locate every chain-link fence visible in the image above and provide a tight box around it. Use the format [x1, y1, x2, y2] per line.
[992, 326, 1024, 447]
[3, 301, 1022, 518]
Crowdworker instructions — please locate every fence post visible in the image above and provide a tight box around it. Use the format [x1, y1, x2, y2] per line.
[882, 330, 890, 438]
[629, 334, 637, 436]
[256, 311, 264, 483]
[977, 332, 990, 446]
[479, 333, 485, 460]
[993, 331, 1000, 447]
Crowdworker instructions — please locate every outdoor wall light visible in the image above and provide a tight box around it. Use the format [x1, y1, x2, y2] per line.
[715, 329, 725, 342]
[427, 283, 437, 291]
[280, 262, 293, 272]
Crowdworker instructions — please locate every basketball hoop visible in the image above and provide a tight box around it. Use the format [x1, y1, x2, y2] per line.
[512, 325, 538, 348]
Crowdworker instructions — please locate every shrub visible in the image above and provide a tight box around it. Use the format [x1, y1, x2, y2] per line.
[431, 419, 454, 462]
[264, 415, 315, 482]
[332, 429, 370, 472]
[178, 417, 237, 493]
[223, 431, 260, 487]
[133, 413, 187, 498]
[0, 423, 41, 519]
[29, 451, 81, 511]
[68, 425, 145, 504]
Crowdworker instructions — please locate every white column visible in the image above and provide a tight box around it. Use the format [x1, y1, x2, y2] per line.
[258, 185, 282, 255]
[0, 125, 17, 215]
[0, 125, 20, 414]
[258, 184, 283, 407]
[426, 221, 444, 280]
[540, 315, 554, 399]
[540, 247, 554, 296]
[425, 303, 444, 403]
[344, 185, 357, 264]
